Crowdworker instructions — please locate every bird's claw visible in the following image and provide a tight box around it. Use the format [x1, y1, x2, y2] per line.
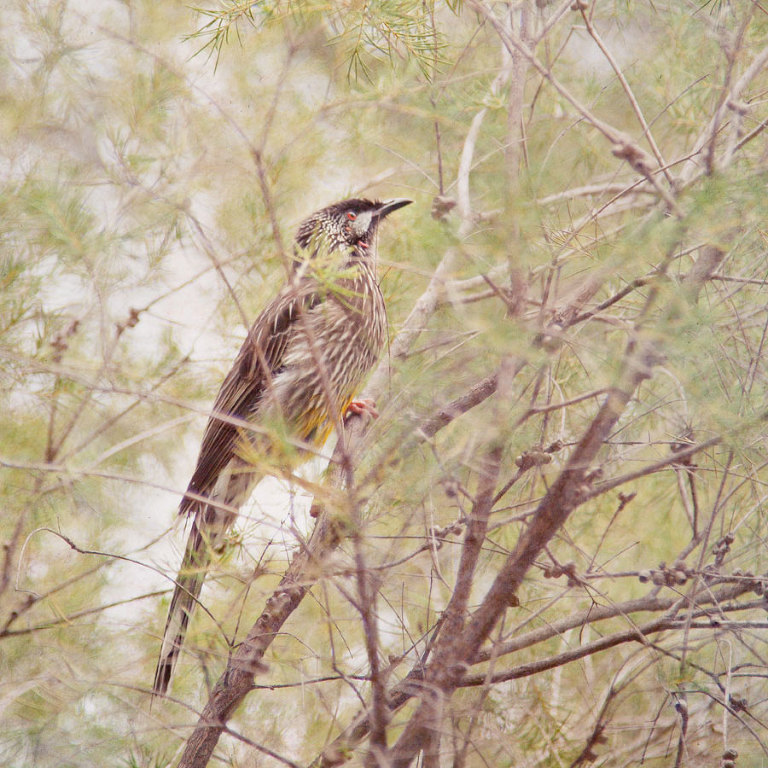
[345, 398, 379, 420]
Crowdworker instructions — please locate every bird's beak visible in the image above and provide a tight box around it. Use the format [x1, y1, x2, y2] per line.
[374, 198, 413, 220]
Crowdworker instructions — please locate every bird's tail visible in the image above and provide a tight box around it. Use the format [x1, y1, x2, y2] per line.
[152, 517, 211, 698]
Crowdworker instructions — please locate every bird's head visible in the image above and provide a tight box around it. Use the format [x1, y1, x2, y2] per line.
[295, 198, 412, 262]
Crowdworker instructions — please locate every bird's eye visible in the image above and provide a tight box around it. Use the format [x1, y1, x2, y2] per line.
[346, 211, 357, 221]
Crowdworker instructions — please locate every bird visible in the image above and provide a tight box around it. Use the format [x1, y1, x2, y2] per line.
[152, 196, 412, 697]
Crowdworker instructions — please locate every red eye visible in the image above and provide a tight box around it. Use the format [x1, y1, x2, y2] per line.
[346, 211, 357, 220]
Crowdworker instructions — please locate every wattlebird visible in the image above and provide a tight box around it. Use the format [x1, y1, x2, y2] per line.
[152, 197, 411, 697]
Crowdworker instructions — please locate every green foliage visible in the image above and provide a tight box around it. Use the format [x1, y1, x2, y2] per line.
[188, 0, 451, 80]
[1, 0, 767, 766]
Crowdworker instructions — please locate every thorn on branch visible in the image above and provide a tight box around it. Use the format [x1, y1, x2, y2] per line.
[673, 569, 688, 585]
[617, 490, 636, 510]
[574, 467, 603, 501]
[638, 562, 691, 586]
[50, 318, 80, 362]
[514, 449, 553, 472]
[728, 694, 748, 713]
[427, 526, 445, 551]
[544, 440, 564, 455]
[431, 195, 456, 221]
[713, 533, 735, 567]
[584, 468, 603, 485]
[611, 137, 654, 177]
[115, 307, 142, 338]
[543, 560, 580, 587]
[514, 442, 563, 475]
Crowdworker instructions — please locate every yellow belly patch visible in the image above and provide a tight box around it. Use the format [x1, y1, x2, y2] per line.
[298, 395, 354, 447]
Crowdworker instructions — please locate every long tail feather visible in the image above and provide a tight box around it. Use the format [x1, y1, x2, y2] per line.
[152, 518, 211, 697]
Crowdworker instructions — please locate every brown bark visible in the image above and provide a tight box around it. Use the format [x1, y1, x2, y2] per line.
[386, 341, 656, 768]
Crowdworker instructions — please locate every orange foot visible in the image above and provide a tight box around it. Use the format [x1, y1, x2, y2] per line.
[345, 398, 379, 420]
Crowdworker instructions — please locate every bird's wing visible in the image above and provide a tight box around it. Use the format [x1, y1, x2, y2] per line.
[179, 279, 321, 515]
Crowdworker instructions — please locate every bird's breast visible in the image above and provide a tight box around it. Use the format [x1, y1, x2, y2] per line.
[260, 273, 385, 444]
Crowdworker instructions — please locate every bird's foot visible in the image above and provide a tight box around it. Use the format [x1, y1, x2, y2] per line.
[345, 398, 379, 421]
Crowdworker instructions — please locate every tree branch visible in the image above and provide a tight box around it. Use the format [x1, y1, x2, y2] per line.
[386, 336, 658, 767]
